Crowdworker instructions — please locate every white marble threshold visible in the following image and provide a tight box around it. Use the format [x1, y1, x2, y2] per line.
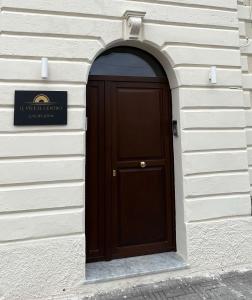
[85, 252, 188, 283]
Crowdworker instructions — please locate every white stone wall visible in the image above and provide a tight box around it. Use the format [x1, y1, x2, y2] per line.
[238, 0, 252, 192]
[0, 0, 252, 299]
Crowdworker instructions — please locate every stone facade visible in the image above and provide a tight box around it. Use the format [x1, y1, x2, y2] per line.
[0, 0, 252, 299]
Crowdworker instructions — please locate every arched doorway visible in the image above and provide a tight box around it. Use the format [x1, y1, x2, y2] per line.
[86, 47, 176, 262]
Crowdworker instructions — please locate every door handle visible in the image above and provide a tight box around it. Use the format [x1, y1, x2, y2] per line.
[140, 161, 147, 168]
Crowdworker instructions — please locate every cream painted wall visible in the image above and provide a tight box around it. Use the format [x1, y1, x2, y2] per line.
[0, 0, 252, 299]
[238, 0, 252, 193]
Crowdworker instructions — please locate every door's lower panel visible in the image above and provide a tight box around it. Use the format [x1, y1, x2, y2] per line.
[112, 167, 174, 258]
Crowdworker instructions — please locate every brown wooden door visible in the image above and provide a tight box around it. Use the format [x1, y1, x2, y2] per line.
[86, 76, 176, 262]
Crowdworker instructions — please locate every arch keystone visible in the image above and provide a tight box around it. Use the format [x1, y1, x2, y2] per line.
[123, 11, 146, 40]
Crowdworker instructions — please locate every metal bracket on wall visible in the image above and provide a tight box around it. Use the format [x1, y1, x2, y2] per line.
[172, 120, 179, 137]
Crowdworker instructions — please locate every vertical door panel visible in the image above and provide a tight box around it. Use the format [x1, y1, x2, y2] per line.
[86, 81, 105, 262]
[110, 81, 175, 259]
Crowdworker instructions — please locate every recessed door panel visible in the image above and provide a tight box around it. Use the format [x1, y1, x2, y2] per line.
[117, 167, 166, 247]
[116, 88, 163, 160]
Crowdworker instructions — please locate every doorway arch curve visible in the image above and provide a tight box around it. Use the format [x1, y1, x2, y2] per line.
[89, 46, 167, 78]
[86, 46, 177, 262]
[87, 40, 179, 90]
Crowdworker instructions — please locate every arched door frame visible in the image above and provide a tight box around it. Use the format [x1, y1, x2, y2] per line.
[85, 41, 187, 264]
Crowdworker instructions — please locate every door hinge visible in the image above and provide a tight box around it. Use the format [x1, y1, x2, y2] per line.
[113, 169, 117, 177]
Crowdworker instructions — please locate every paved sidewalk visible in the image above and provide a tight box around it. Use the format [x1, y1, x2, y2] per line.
[84, 270, 252, 299]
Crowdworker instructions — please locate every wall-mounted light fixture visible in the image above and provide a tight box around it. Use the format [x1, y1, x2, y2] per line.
[41, 57, 49, 79]
[209, 66, 217, 84]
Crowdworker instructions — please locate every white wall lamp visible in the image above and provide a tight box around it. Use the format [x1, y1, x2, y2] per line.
[41, 57, 49, 79]
[209, 66, 217, 84]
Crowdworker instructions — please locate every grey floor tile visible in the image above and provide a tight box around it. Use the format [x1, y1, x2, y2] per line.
[82, 270, 252, 300]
